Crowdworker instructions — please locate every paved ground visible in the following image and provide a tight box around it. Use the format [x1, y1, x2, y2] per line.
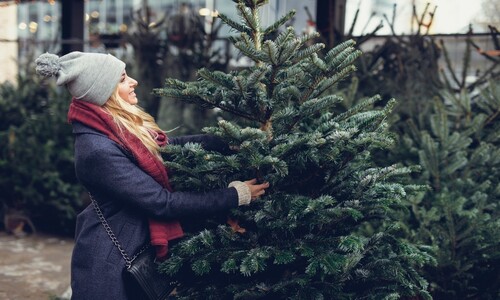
[0, 231, 73, 300]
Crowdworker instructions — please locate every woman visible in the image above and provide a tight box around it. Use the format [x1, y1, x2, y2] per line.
[35, 51, 269, 299]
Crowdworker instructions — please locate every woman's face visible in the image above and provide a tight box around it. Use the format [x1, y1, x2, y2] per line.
[117, 70, 138, 105]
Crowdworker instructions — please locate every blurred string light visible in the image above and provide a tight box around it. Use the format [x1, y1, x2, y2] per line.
[198, 8, 210, 16]
[29, 21, 37, 33]
[84, 12, 101, 22]
[199, 8, 218, 17]
[8, 1, 57, 32]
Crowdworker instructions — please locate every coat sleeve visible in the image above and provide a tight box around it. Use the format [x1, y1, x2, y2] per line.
[75, 140, 238, 220]
[168, 134, 231, 153]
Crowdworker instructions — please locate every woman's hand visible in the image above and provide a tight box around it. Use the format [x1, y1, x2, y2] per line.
[244, 179, 270, 200]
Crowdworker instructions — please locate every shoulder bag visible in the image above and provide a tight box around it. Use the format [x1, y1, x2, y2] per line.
[89, 193, 175, 300]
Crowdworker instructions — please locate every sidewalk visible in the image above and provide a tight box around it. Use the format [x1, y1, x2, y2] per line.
[0, 231, 73, 300]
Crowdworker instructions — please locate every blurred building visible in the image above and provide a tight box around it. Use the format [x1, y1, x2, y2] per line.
[0, 2, 17, 83]
[1, 0, 318, 82]
[0, 0, 493, 84]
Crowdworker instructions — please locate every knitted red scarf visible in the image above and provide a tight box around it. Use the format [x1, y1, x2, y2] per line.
[67, 99, 183, 259]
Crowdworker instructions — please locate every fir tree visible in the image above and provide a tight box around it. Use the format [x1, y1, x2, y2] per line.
[396, 80, 500, 299]
[154, 1, 433, 298]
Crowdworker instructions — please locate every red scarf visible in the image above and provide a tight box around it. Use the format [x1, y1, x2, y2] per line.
[67, 99, 183, 259]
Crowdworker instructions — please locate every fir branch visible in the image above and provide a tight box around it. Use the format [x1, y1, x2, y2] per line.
[263, 40, 279, 65]
[311, 65, 357, 99]
[198, 68, 235, 90]
[430, 101, 449, 141]
[218, 120, 243, 141]
[275, 85, 301, 103]
[270, 107, 299, 130]
[218, 103, 262, 122]
[299, 75, 325, 106]
[239, 32, 254, 49]
[237, 2, 259, 35]
[291, 43, 325, 64]
[299, 95, 343, 118]
[240, 247, 271, 275]
[231, 75, 251, 104]
[297, 31, 321, 47]
[310, 53, 328, 72]
[155, 89, 214, 108]
[234, 40, 268, 63]
[263, 10, 296, 35]
[347, 111, 386, 133]
[326, 47, 357, 71]
[336, 50, 363, 72]
[274, 27, 296, 47]
[163, 78, 188, 89]
[218, 12, 252, 35]
[228, 35, 241, 46]
[333, 95, 381, 122]
[324, 39, 356, 63]
[246, 66, 270, 88]
[294, 47, 360, 103]
[278, 39, 301, 65]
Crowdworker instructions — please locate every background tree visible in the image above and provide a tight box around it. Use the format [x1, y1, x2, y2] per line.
[125, 5, 169, 119]
[0, 56, 83, 236]
[330, 4, 500, 298]
[394, 80, 500, 299]
[154, 1, 433, 298]
[126, 1, 228, 134]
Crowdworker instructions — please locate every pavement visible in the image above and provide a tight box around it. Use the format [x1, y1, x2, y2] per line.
[0, 231, 73, 300]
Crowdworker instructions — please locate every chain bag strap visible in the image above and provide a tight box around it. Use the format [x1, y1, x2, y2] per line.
[89, 193, 174, 300]
[89, 193, 149, 268]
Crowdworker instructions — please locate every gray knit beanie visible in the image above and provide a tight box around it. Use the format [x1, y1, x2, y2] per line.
[35, 51, 125, 106]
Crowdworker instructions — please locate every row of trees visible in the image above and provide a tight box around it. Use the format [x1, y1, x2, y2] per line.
[0, 0, 498, 298]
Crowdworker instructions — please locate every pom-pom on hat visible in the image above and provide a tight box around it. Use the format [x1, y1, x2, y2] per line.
[35, 51, 125, 106]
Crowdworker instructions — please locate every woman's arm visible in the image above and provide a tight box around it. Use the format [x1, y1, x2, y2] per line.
[76, 140, 238, 220]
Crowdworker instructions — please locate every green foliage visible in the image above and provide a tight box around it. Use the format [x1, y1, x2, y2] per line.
[321, 3, 500, 299]
[0, 64, 83, 235]
[156, 1, 433, 298]
[395, 80, 500, 299]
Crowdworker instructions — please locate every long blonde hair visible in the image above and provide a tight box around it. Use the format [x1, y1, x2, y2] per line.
[102, 89, 163, 160]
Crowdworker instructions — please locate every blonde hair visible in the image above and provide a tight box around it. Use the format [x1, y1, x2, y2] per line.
[102, 89, 163, 160]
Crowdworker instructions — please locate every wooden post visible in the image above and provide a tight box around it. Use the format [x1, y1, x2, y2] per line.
[61, 0, 84, 54]
[316, 0, 346, 48]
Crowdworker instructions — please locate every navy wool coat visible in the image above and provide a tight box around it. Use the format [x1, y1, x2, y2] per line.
[70, 122, 239, 300]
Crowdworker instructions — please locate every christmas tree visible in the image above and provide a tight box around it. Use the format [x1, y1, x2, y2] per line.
[395, 80, 500, 299]
[154, 1, 433, 298]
